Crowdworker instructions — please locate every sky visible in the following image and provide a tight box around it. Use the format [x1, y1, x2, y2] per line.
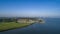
[0, 0, 60, 17]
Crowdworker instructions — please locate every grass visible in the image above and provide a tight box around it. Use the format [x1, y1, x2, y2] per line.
[0, 19, 44, 32]
[0, 22, 33, 32]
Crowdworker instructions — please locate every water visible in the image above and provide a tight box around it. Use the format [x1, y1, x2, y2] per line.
[0, 18, 60, 34]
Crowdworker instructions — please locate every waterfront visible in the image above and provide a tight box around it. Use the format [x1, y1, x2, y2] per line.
[0, 18, 60, 34]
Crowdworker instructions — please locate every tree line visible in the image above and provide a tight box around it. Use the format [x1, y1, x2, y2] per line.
[0, 17, 17, 23]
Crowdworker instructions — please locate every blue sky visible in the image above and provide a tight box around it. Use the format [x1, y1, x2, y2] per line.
[0, 0, 60, 17]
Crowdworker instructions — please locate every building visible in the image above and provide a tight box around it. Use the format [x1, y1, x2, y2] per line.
[16, 17, 44, 23]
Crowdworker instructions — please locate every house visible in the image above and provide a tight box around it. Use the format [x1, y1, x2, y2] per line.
[17, 19, 28, 23]
[17, 18, 32, 23]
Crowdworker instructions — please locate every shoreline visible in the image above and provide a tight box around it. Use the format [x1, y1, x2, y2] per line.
[0, 23, 34, 32]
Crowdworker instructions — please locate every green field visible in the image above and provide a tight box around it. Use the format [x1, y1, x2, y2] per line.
[0, 22, 33, 32]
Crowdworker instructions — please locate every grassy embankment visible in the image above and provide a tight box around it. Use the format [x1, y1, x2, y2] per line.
[0, 18, 44, 32]
[0, 22, 34, 32]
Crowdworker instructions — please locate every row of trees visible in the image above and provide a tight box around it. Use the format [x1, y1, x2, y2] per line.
[0, 17, 17, 23]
